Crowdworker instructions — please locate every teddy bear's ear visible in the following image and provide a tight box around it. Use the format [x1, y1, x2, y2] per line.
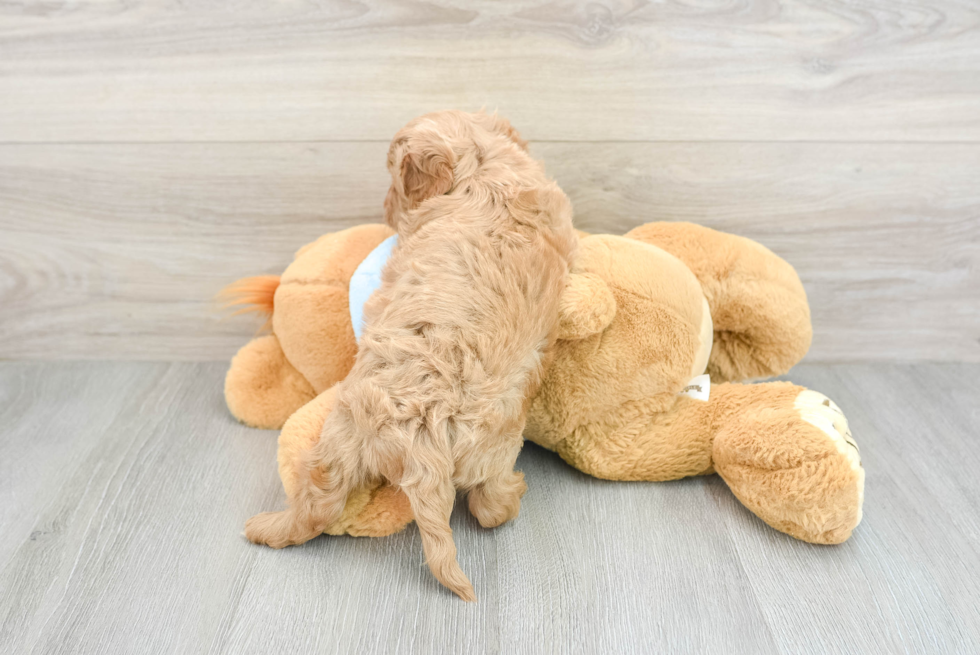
[557, 273, 617, 341]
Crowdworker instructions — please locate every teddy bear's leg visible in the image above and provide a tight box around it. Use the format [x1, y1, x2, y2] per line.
[225, 334, 317, 429]
[710, 382, 864, 544]
[625, 222, 812, 382]
[555, 393, 718, 482]
[553, 381, 863, 543]
[274, 387, 414, 538]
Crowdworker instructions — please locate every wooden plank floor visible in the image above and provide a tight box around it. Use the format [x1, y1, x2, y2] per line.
[1, 361, 978, 654]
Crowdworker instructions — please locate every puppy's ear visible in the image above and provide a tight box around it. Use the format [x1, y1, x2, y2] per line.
[401, 135, 455, 207]
[557, 273, 617, 340]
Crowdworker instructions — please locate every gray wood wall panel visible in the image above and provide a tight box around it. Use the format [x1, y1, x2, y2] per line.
[1, 0, 978, 362]
[1, 1, 979, 143]
[1, 142, 977, 361]
[1, 362, 977, 653]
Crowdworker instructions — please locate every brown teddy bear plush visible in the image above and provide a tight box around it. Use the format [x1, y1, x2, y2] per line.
[224, 222, 864, 544]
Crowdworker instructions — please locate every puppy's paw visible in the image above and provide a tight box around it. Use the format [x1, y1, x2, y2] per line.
[244, 510, 300, 549]
[468, 472, 526, 529]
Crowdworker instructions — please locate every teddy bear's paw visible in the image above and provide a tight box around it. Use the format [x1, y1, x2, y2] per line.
[794, 390, 860, 467]
[794, 389, 865, 528]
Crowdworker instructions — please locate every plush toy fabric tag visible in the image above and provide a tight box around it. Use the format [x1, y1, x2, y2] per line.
[349, 235, 398, 341]
[679, 374, 710, 401]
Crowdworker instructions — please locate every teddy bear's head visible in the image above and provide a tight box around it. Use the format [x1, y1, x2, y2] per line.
[525, 235, 714, 450]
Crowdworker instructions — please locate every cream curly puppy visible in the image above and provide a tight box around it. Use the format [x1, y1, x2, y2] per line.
[245, 111, 578, 601]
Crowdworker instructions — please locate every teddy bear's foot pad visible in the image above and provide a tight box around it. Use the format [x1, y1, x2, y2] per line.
[793, 389, 865, 533]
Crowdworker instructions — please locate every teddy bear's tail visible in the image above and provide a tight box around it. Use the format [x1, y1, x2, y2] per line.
[217, 275, 280, 328]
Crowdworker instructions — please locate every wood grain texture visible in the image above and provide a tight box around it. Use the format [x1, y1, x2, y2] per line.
[728, 363, 980, 654]
[1, 361, 978, 654]
[1, 0, 979, 143]
[1, 142, 977, 361]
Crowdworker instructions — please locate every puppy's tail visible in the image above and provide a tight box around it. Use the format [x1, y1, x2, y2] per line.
[401, 462, 476, 602]
[217, 275, 280, 329]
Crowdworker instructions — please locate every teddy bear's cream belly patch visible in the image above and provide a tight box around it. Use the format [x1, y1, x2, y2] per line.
[691, 296, 713, 380]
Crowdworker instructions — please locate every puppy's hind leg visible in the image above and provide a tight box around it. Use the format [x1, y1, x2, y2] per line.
[468, 469, 527, 529]
[401, 469, 476, 602]
[244, 508, 317, 549]
[245, 446, 354, 549]
[464, 428, 527, 529]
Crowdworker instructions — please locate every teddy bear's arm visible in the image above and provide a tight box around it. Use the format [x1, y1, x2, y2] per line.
[625, 222, 812, 382]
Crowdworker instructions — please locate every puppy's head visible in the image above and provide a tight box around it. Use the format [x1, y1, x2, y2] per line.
[383, 111, 529, 230]
[469, 111, 528, 152]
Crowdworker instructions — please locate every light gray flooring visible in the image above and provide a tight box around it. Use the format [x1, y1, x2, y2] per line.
[1, 362, 978, 654]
